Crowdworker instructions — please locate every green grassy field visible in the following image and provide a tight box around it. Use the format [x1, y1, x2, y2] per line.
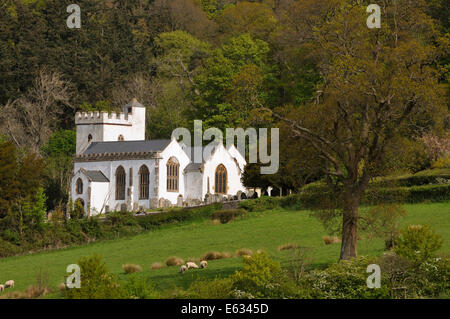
[0, 202, 448, 296]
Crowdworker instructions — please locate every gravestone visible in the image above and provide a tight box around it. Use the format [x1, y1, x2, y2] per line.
[177, 195, 183, 207]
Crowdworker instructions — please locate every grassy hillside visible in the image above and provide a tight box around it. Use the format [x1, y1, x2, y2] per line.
[0, 202, 448, 296]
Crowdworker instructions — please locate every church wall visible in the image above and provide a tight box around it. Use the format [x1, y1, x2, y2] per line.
[184, 171, 203, 200]
[89, 182, 110, 215]
[159, 139, 191, 204]
[73, 158, 157, 212]
[202, 144, 246, 198]
[71, 170, 90, 214]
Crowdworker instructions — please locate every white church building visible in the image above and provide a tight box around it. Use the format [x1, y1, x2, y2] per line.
[71, 99, 247, 216]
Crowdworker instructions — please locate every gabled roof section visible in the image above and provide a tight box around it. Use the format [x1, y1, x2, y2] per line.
[84, 170, 109, 183]
[83, 139, 171, 155]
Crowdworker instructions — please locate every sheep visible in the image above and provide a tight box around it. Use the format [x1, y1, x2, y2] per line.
[186, 262, 199, 269]
[180, 265, 188, 274]
[200, 260, 208, 269]
[4, 280, 14, 288]
[0, 285, 4, 293]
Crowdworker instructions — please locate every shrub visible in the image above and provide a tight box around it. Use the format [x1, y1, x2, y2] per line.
[151, 262, 164, 270]
[210, 209, 246, 224]
[239, 197, 281, 212]
[202, 251, 223, 260]
[63, 254, 124, 299]
[122, 264, 142, 274]
[231, 251, 298, 298]
[166, 256, 185, 266]
[122, 273, 159, 299]
[235, 248, 253, 257]
[0, 238, 21, 258]
[186, 277, 234, 299]
[395, 225, 443, 263]
[301, 256, 390, 299]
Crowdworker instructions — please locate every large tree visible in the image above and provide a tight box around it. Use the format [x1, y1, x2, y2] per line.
[261, 0, 448, 260]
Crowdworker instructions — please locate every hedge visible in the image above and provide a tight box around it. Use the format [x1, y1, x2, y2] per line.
[239, 184, 450, 212]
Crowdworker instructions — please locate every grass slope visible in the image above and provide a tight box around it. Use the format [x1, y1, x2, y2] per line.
[0, 202, 448, 295]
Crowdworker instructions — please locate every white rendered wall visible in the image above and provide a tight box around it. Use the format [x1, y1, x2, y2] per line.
[201, 144, 246, 199]
[73, 158, 156, 211]
[158, 139, 191, 204]
[71, 171, 90, 214]
[89, 182, 110, 215]
[75, 105, 146, 155]
[184, 171, 203, 200]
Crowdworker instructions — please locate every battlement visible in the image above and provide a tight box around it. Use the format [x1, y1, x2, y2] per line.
[75, 111, 133, 126]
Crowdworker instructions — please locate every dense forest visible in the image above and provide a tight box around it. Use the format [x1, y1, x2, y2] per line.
[0, 0, 448, 258]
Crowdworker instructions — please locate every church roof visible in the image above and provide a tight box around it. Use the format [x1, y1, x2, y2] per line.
[184, 162, 203, 172]
[83, 140, 171, 155]
[84, 170, 109, 182]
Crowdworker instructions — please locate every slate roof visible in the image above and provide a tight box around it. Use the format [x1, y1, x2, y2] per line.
[83, 140, 171, 155]
[84, 170, 109, 182]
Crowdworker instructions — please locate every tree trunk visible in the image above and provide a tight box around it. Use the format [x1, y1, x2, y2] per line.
[339, 192, 359, 260]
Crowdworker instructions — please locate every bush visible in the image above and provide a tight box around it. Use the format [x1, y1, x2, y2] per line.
[210, 209, 246, 224]
[166, 256, 185, 266]
[122, 264, 142, 274]
[63, 254, 124, 299]
[136, 204, 221, 230]
[231, 251, 298, 299]
[301, 256, 391, 299]
[238, 197, 281, 212]
[395, 225, 443, 263]
[0, 238, 21, 258]
[122, 273, 159, 299]
[186, 277, 234, 299]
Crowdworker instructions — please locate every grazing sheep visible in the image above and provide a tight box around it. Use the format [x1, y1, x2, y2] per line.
[0, 284, 4, 292]
[180, 265, 188, 274]
[186, 262, 199, 269]
[5, 280, 14, 288]
[200, 260, 208, 269]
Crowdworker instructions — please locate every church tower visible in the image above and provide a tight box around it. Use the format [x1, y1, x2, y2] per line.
[75, 98, 146, 155]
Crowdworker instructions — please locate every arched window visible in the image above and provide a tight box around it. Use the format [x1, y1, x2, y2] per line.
[118, 135, 124, 141]
[166, 157, 179, 192]
[139, 165, 150, 199]
[88, 134, 93, 143]
[115, 166, 126, 200]
[215, 164, 227, 194]
[76, 178, 83, 194]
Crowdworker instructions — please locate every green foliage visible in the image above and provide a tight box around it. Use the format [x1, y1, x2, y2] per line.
[185, 277, 234, 299]
[122, 273, 159, 299]
[231, 251, 298, 298]
[395, 225, 443, 263]
[210, 209, 246, 224]
[238, 197, 280, 212]
[0, 237, 21, 258]
[42, 130, 76, 157]
[64, 254, 124, 299]
[301, 256, 391, 299]
[136, 204, 221, 230]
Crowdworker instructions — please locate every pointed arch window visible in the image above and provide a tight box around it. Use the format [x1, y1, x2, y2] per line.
[139, 165, 150, 199]
[167, 157, 179, 192]
[215, 164, 227, 194]
[76, 178, 83, 194]
[118, 135, 124, 141]
[115, 166, 126, 200]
